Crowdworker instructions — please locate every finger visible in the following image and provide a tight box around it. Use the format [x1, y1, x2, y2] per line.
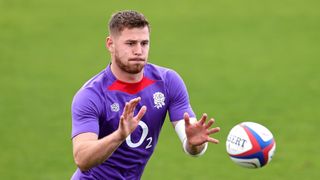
[129, 97, 141, 113]
[199, 113, 207, 125]
[184, 112, 191, 126]
[135, 106, 147, 120]
[119, 115, 125, 125]
[207, 137, 220, 144]
[125, 97, 139, 116]
[207, 127, 220, 135]
[130, 97, 141, 105]
[122, 102, 130, 118]
[204, 118, 215, 129]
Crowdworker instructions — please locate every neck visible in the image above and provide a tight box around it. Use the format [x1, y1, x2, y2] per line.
[110, 63, 144, 83]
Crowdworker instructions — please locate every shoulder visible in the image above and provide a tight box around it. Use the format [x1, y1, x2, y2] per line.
[75, 67, 113, 98]
[80, 68, 108, 90]
[72, 68, 109, 111]
[145, 63, 188, 97]
[144, 63, 182, 81]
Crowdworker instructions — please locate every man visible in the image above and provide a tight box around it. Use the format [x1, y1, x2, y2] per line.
[71, 10, 220, 179]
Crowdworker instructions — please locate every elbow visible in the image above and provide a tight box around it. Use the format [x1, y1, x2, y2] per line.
[74, 152, 91, 172]
[73, 151, 104, 171]
[75, 160, 90, 172]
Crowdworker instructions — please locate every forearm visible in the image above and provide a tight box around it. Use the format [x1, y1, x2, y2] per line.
[174, 119, 208, 157]
[73, 130, 125, 171]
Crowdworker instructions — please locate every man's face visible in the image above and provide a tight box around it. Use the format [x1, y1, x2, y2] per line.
[109, 26, 150, 74]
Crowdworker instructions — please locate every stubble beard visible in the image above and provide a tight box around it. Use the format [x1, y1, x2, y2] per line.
[114, 53, 146, 74]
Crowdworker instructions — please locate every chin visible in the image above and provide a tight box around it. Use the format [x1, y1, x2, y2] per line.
[128, 65, 145, 74]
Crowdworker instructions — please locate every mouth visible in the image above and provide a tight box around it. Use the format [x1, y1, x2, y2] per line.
[129, 58, 145, 62]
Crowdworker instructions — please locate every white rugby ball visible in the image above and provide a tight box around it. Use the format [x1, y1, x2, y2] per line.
[226, 122, 276, 168]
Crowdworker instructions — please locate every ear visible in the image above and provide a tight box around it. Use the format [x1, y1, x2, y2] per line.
[106, 36, 114, 52]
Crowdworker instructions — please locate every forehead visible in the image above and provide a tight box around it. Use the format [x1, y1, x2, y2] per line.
[116, 27, 150, 41]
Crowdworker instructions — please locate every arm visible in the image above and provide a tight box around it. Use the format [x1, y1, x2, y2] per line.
[72, 97, 147, 171]
[165, 70, 220, 155]
[72, 131, 125, 171]
[172, 112, 220, 156]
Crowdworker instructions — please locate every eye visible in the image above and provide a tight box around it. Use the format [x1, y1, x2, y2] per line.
[141, 41, 149, 46]
[126, 42, 134, 46]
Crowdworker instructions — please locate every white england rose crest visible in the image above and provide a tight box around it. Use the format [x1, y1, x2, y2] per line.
[153, 92, 165, 109]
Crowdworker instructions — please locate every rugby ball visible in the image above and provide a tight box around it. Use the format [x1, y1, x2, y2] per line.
[226, 122, 276, 168]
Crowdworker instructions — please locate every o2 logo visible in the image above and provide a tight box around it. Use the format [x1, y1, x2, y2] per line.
[126, 121, 153, 149]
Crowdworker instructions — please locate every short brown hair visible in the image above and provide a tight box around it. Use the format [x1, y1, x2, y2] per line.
[108, 10, 150, 35]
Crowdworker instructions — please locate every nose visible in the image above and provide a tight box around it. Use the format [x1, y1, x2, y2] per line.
[133, 44, 143, 56]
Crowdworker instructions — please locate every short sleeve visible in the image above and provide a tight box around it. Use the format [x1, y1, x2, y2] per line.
[166, 70, 195, 121]
[71, 88, 103, 138]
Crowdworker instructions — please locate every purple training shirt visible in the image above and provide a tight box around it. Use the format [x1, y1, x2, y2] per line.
[71, 63, 195, 180]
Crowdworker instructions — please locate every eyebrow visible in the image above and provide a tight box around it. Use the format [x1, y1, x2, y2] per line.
[125, 40, 149, 43]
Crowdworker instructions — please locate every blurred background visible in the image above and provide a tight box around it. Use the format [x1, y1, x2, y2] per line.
[0, 0, 319, 179]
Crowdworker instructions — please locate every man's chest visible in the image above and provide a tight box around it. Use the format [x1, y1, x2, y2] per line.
[99, 81, 169, 136]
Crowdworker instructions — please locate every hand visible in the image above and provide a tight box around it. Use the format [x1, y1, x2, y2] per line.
[118, 97, 147, 139]
[184, 112, 220, 146]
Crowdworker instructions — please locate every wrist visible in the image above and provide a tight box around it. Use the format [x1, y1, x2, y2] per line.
[114, 129, 128, 142]
[183, 139, 208, 157]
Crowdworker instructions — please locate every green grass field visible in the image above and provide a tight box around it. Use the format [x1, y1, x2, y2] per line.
[1, 0, 319, 179]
